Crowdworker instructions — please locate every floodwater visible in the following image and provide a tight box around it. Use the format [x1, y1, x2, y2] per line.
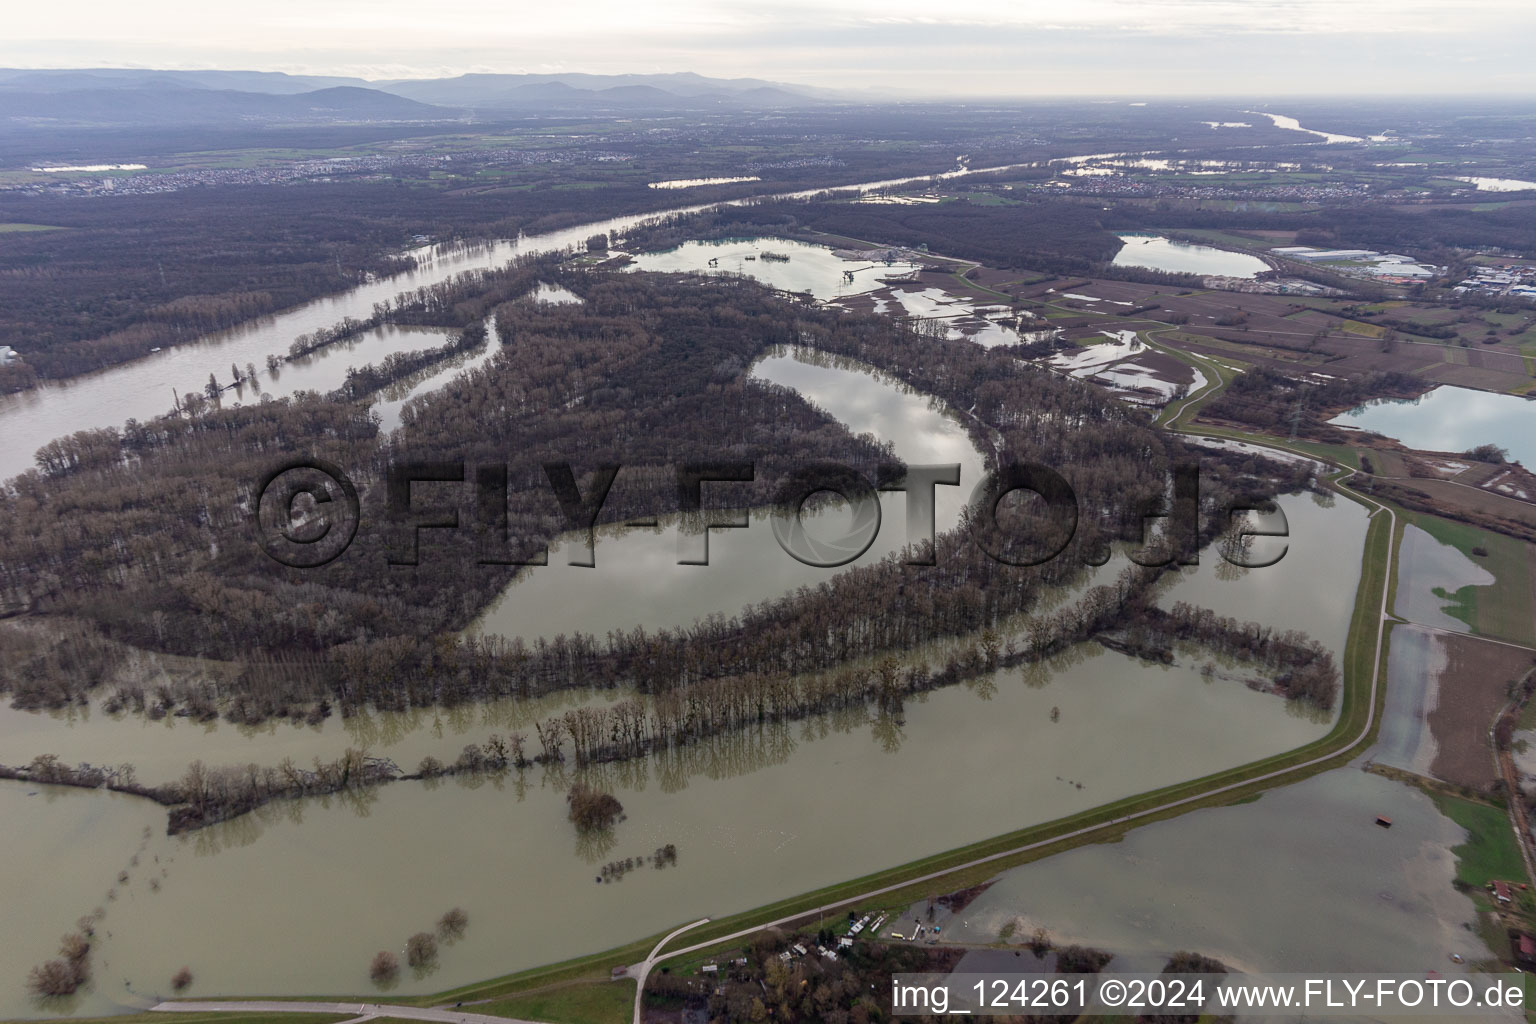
[1111, 234, 1270, 279]
[1375, 623, 1445, 777]
[1151, 490, 1370, 663]
[1453, 176, 1536, 192]
[0, 156, 1064, 484]
[370, 319, 500, 434]
[1391, 525, 1494, 633]
[625, 237, 920, 301]
[877, 286, 1035, 348]
[939, 763, 1499, 980]
[3, 645, 1330, 1017]
[647, 176, 761, 189]
[0, 781, 166, 1020]
[0, 686, 629, 788]
[0, 320, 456, 478]
[1329, 385, 1536, 467]
[470, 347, 986, 642]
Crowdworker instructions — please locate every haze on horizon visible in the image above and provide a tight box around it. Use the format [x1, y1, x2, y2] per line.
[5, 0, 1534, 98]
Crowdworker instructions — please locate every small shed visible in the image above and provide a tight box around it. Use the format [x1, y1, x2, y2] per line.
[1375, 815, 1392, 828]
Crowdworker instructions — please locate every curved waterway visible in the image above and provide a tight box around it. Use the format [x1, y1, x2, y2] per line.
[469, 347, 986, 642]
[0, 158, 1064, 483]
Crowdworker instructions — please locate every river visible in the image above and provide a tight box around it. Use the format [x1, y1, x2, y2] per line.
[0, 158, 1062, 483]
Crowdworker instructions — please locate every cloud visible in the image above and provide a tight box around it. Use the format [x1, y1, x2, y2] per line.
[2, 0, 1531, 95]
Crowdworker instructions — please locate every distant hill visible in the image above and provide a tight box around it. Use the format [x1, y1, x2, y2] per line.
[0, 68, 836, 125]
[0, 81, 452, 126]
[374, 71, 835, 109]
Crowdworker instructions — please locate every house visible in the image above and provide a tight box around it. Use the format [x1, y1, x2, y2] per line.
[0, 345, 16, 365]
[1517, 932, 1536, 965]
[1493, 881, 1513, 904]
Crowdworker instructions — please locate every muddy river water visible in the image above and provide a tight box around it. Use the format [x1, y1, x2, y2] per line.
[0, 347, 1369, 1017]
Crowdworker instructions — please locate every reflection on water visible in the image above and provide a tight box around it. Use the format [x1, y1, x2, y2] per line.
[1330, 384, 1536, 467]
[0, 781, 164, 1019]
[1111, 234, 1270, 279]
[1392, 525, 1494, 632]
[17, 645, 1324, 1015]
[0, 154, 1096, 484]
[371, 316, 499, 433]
[1152, 491, 1369, 662]
[1376, 623, 1446, 777]
[942, 764, 1498, 978]
[1246, 112, 1364, 145]
[469, 347, 986, 643]
[0, 685, 630, 786]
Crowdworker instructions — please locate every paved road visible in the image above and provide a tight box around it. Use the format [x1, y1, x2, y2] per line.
[625, 918, 710, 1024]
[151, 1000, 545, 1024]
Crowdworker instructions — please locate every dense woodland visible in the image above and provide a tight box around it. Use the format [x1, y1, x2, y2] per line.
[0, 179, 733, 388]
[1197, 366, 1424, 441]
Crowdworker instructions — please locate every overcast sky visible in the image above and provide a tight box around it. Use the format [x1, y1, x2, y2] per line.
[5, 0, 1532, 95]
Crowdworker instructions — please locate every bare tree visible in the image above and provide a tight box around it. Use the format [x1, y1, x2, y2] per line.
[438, 908, 469, 939]
[369, 950, 399, 983]
[405, 932, 437, 969]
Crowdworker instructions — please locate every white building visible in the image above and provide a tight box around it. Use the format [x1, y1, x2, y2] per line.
[0, 346, 16, 365]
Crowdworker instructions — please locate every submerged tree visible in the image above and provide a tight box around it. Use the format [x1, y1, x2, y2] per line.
[405, 932, 437, 969]
[437, 908, 469, 939]
[567, 782, 624, 832]
[369, 950, 399, 983]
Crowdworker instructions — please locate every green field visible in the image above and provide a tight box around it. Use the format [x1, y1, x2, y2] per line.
[1408, 513, 1536, 645]
[1433, 794, 1528, 890]
[476, 978, 634, 1024]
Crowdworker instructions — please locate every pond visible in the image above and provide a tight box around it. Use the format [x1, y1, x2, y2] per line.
[1329, 384, 1536, 467]
[1110, 235, 1270, 279]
